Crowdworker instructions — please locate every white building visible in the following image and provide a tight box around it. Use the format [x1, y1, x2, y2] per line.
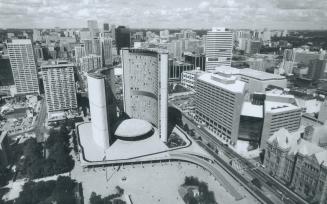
[260, 91, 302, 149]
[195, 71, 245, 144]
[7, 39, 40, 95]
[42, 61, 77, 113]
[205, 27, 233, 71]
[181, 69, 205, 91]
[121, 48, 168, 142]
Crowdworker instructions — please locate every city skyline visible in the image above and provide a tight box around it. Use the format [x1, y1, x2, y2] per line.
[0, 0, 327, 30]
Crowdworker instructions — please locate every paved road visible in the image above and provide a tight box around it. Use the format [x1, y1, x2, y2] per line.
[170, 153, 244, 201]
[177, 106, 308, 204]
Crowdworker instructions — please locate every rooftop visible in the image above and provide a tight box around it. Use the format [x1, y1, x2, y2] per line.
[197, 72, 245, 93]
[115, 119, 153, 139]
[241, 102, 263, 118]
[265, 101, 300, 113]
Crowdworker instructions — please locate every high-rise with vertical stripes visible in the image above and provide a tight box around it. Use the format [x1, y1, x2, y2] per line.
[7, 39, 39, 95]
[205, 27, 233, 71]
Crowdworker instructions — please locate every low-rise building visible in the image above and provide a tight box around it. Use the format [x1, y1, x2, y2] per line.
[264, 125, 327, 204]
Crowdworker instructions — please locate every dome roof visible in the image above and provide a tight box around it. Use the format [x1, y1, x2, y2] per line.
[115, 119, 153, 141]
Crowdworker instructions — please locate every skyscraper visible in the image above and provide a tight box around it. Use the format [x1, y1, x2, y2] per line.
[195, 71, 245, 145]
[7, 39, 39, 95]
[87, 20, 98, 32]
[121, 48, 168, 142]
[81, 54, 102, 72]
[100, 37, 113, 66]
[87, 68, 117, 148]
[103, 23, 110, 31]
[205, 27, 233, 71]
[74, 44, 86, 65]
[116, 26, 130, 55]
[42, 61, 77, 113]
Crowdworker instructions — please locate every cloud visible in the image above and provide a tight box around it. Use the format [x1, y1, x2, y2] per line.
[0, 0, 326, 29]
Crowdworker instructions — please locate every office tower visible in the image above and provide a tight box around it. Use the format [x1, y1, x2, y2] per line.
[33, 29, 42, 42]
[181, 69, 205, 91]
[0, 131, 10, 169]
[260, 93, 302, 149]
[80, 29, 92, 41]
[0, 55, 14, 87]
[205, 27, 233, 71]
[74, 44, 86, 65]
[42, 61, 77, 113]
[81, 54, 102, 72]
[7, 39, 39, 95]
[306, 59, 327, 82]
[103, 23, 110, 31]
[110, 25, 116, 40]
[87, 20, 99, 35]
[116, 26, 130, 55]
[245, 40, 261, 55]
[34, 45, 44, 62]
[121, 48, 168, 142]
[319, 99, 327, 123]
[100, 37, 113, 66]
[82, 39, 93, 55]
[92, 38, 101, 56]
[87, 68, 117, 148]
[195, 71, 245, 145]
[184, 52, 206, 71]
[168, 59, 194, 80]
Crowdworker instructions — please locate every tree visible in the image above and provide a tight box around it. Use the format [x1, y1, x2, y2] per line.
[183, 124, 189, 133]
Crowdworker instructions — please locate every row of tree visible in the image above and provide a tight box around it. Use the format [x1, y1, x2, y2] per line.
[14, 176, 78, 204]
[17, 125, 74, 179]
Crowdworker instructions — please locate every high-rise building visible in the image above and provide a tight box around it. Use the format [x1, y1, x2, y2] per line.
[34, 45, 44, 62]
[184, 52, 206, 71]
[87, 20, 99, 37]
[74, 44, 86, 65]
[181, 69, 205, 91]
[7, 39, 39, 95]
[205, 27, 233, 71]
[80, 29, 92, 41]
[260, 92, 302, 149]
[319, 99, 327, 123]
[121, 48, 168, 142]
[116, 26, 130, 55]
[33, 29, 42, 42]
[92, 38, 101, 55]
[0, 55, 14, 87]
[245, 40, 261, 55]
[195, 71, 245, 144]
[100, 37, 113, 66]
[103, 23, 110, 31]
[81, 54, 102, 72]
[87, 68, 117, 148]
[168, 59, 194, 80]
[42, 61, 77, 113]
[82, 39, 93, 55]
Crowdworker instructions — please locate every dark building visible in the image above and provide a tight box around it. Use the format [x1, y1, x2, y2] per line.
[103, 23, 110, 31]
[0, 56, 14, 87]
[115, 26, 130, 55]
[306, 59, 327, 82]
[183, 52, 205, 71]
[168, 59, 194, 80]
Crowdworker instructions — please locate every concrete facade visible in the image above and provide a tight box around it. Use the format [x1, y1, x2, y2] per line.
[121, 48, 168, 142]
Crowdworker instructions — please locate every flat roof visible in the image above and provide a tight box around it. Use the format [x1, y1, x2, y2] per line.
[214, 66, 285, 81]
[115, 119, 153, 138]
[265, 101, 301, 113]
[241, 102, 263, 118]
[197, 72, 245, 93]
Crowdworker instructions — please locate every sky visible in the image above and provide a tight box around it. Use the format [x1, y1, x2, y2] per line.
[0, 0, 327, 29]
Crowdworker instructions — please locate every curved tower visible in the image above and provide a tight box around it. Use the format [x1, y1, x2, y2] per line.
[87, 68, 117, 148]
[121, 48, 168, 142]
